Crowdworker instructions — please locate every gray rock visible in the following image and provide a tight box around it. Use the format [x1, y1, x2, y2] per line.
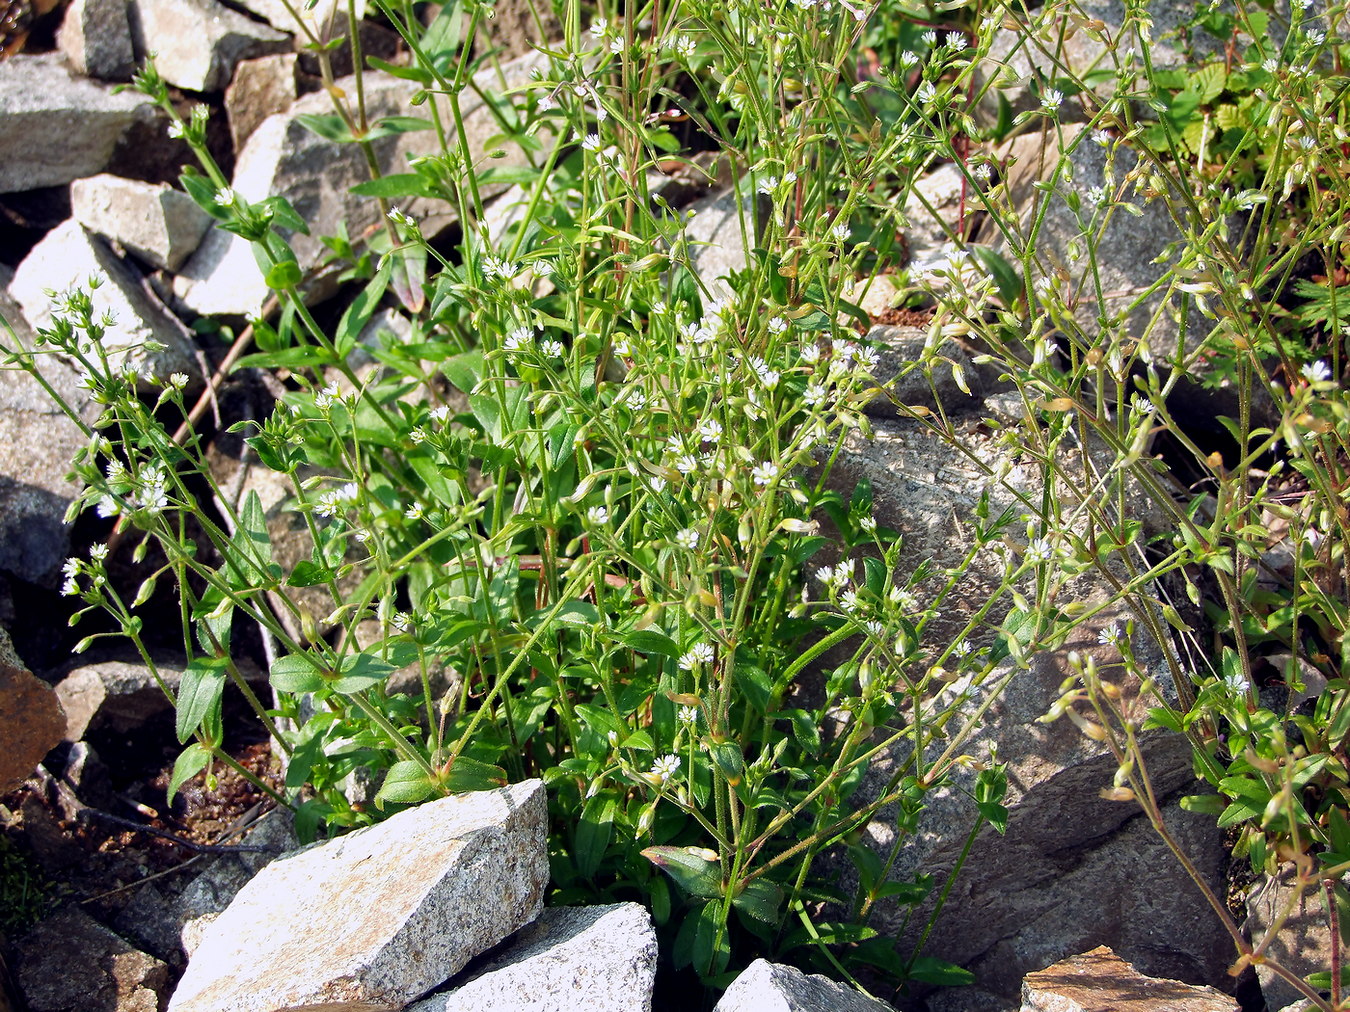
[58, 0, 136, 81]
[71, 174, 213, 272]
[862, 324, 983, 416]
[991, 124, 1225, 363]
[979, 0, 1253, 118]
[175, 53, 552, 316]
[114, 809, 299, 968]
[0, 626, 65, 795]
[225, 53, 298, 152]
[127, 0, 291, 93]
[682, 186, 754, 305]
[904, 161, 970, 274]
[0, 55, 148, 193]
[10, 219, 199, 384]
[411, 903, 658, 1012]
[714, 959, 896, 1012]
[822, 417, 1229, 999]
[55, 658, 191, 739]
[0, 286, 95, 584]
[14, 906, 169, 1012]
[231, 0, 333, 36]
[1019, 945, 1239, 1011]
[167, 780, 549, 1012]
[1243, 866, 1332, 1011]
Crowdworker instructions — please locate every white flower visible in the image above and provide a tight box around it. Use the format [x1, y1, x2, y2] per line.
[768, 316, 788, 335]
[675, 454, 698, 474]
[675, 527, 700, 550]
[1262, 57, 1279, 73]
[1026, 537, 1055, 562]
[679, 642, 714, 669]
[60, 557, 81, 596]
[1041, 88, 1064, 111]
[582, 132, 602, 151]
[839, 589, 860, 611]
[169, 372, 188, 390]
[651, 754, 682, 783]
[587, 505, 609, 524]
[590, 16, 608, 36]
[949, 33, 968, 52]
[504, 326, 533, 354]
[1302, 359, 1332, 383]
[696, 418, 722, 444]
[920, 29, 937, 47]
[314, 382, 341, 410]
[409, 426, 427, 444]
[859, 516, 877, 534]
[751, 461, 779, 486]
[916, 81, 937, 104]
[215, 187, 238, 208]
[804, 383, 828, 407]
[540, 339, 566, 358]
[405, 502, 425, 520]
[677, 705, 699, 726]
[800, 343, 821, 365]
[613, 337, 631, 356]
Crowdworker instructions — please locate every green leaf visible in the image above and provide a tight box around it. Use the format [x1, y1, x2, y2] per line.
[167, 743, 211, 805]
[175, 656, 228, 743]
[779, 920, 877, 953]
[617, 629, 681, 658]
[365, 116, 434, 140]
[731, 878, 783, 925]
[331, 652, 397, 693]
[642, 845, 724, 899]
[972, 247, 1022, 305]
[692, 898, 731, 978]
[335, 257, 392, 354]
[574, 790, 618, 878]
[287, 560, 335, 587]
[270, 654, 327, 693]
[375, 759, 439, 808]
[349, 173, 438, 199]
[421, 0, 463, 61]
[907, 956, 975, 987]
[441, 755, 508, 792]
[295, 113, 353, 143]
[265, 258, 303, 291]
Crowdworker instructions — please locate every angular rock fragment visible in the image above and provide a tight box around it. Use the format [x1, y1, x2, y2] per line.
[0, 55, 148, 193]
[168, 780, 548, 1012]
[715, 959, 896, 1012]
[412, 903, 658, 1012]
[0, 626, 64, 795]
[127, 0, 290, 93]
[175, 52, 552, 316]
[10, 219, 199, 383]
[225, 53, 297, 151]
[1019, 945, 1239, 1012]
[54, 658, 231, 740]
[58, 0, 136, 81]
[14, 906, 169, 1012]
[822, 392, 1230, 999]
[0, 285, 95, 584]
[71, 174, 213, 272]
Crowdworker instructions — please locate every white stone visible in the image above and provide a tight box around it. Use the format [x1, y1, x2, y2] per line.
[411, 903, 658, 1012]
[167, 780, 549, 1012]
[128, 0, 290, 93]
[176, 53, 551, 315]
[0, 55, 147, 193]
[11, 219, 199, 383]
[72, 174, 213, 272]
[715, 959, 897, 1012]
[58, 0, 136, 81]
